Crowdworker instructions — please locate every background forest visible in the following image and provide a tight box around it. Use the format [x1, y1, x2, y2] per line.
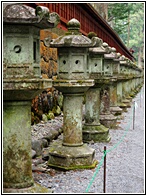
[91, 3, 144, 67]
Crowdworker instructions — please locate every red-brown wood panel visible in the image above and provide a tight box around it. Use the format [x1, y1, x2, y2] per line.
[26, 3, 134, 60]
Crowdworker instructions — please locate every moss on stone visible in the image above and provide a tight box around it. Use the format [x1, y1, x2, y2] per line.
[48, 160, 98, 171]
[3, 183, 53, 193]
[83, 124, 111, 142]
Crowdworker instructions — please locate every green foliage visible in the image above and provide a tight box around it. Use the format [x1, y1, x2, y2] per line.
[108, 3, 144, 63]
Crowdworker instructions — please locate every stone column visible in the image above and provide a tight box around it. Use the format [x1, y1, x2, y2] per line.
[48, 90, 97, 170]
[109, 54, 123, 116]
[3, 100, 52, 193]
[109, 81, 123, 115]
[100, 83, 117, 128]
[83, 86, 110, 142]
[63, 94, 83, 146]
[82, 41, 111, 142]
[3, 101, 33, 189]
[122, 79, 131, 108]
[99, 49, 118, 128]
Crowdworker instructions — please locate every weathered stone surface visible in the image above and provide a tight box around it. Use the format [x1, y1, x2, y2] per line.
[50, 129, 59, 139]
[48, 140, 97, 170]
[100, 114, 117, 128]
[42, 132, 53, 142]
[3, 101, 33, 189]
[83, 124, 110, 142]
[3, 183, 53, 193]
[83, 86, 111, 142]
[41, 139, 48, 148]
[32, 139, 43, 157]
[32, 149, 36, 159]
[42, 148, 50, 161]
[110, 106, 123, 116]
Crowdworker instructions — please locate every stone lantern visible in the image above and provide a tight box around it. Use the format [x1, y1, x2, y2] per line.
[108, 51, 123, 116]
[129, 62, 143, 97]
[103, 47, 116, 76]
[88, 42, 111, 77]
[83, 41, 111, 142]
[113, 52, 121, 75]
[99, 47, 118, 128]
[119, 56, 132, 108]
[47, 18, 99, 170]
[3, 3, 59, 193]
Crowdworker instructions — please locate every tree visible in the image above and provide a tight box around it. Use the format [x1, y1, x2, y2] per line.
[91, 3, 108, 20]
[107, 3, 144, 66]
[91, 3, 144, 66]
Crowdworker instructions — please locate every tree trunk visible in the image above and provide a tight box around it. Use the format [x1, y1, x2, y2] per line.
[91, 3, 108, 21]
[127, 10, 130, 47]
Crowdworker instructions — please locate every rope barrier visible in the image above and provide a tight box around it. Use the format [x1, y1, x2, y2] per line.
[85, 100, 134, 193]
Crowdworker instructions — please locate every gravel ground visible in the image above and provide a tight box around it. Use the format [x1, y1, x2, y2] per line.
[32, 86, 145, 194]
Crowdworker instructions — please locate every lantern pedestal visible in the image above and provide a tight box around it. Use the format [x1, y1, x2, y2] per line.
[3, 79, 52, 193]
[48, 140, 97, 170]
[3, 183, 53, 193]
[109, 80, 123, 116]
[83, 86, 110, 142]
[117, 79, 128, 112]
[122, 99, 131, 108]
[94, 78, 117, 129]
[83, 124, 110, 143]
[100, 113, 117, 128]
[48, 80, 97, 170]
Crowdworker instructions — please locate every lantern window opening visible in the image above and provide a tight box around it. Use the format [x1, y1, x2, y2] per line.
[33, 41, 36, 63]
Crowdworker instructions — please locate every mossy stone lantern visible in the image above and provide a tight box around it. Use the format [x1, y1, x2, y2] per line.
[119, 55, 128, 76]
[103, 47, 117, 76]
[107, 51, 123, 116]
[47, 18, 99, 170]
[3, 3, 59, 193]
[119, 56, 132, 108]
[88, 42, 111, 77]
[48, 18, 100, 80]
[113, 52, 121, 75]
[99, 47, 118, 128]
[83, 41, 111, 142]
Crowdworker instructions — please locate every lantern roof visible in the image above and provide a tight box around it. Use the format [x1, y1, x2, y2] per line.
[3, 3, 60, 29]
[104, 47, 117, 59]
[50, 18, 100, 48]
[89, 42, 112, 54]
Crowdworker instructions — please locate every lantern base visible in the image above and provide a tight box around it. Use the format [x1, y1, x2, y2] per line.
[122, 99, 131, 108]
[125, 96, 132, 101]
[118, 102, 128, 112]
[48, 140, 97, 170]
[110, 106, 123, 116]
[3, 183, 53, 193]
[100, 113, 117, 129]
[83, 124, 111, 142]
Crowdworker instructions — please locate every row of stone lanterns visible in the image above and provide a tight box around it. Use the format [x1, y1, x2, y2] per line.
[3, 3, 143, 193]
[47, 18, 143, 171]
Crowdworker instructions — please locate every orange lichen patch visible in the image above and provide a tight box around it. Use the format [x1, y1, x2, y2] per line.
[52, 48, 58, 61]
[40, 30, 58, 40]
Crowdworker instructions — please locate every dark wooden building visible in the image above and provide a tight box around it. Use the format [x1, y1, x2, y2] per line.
[26, 3, 135, 61]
